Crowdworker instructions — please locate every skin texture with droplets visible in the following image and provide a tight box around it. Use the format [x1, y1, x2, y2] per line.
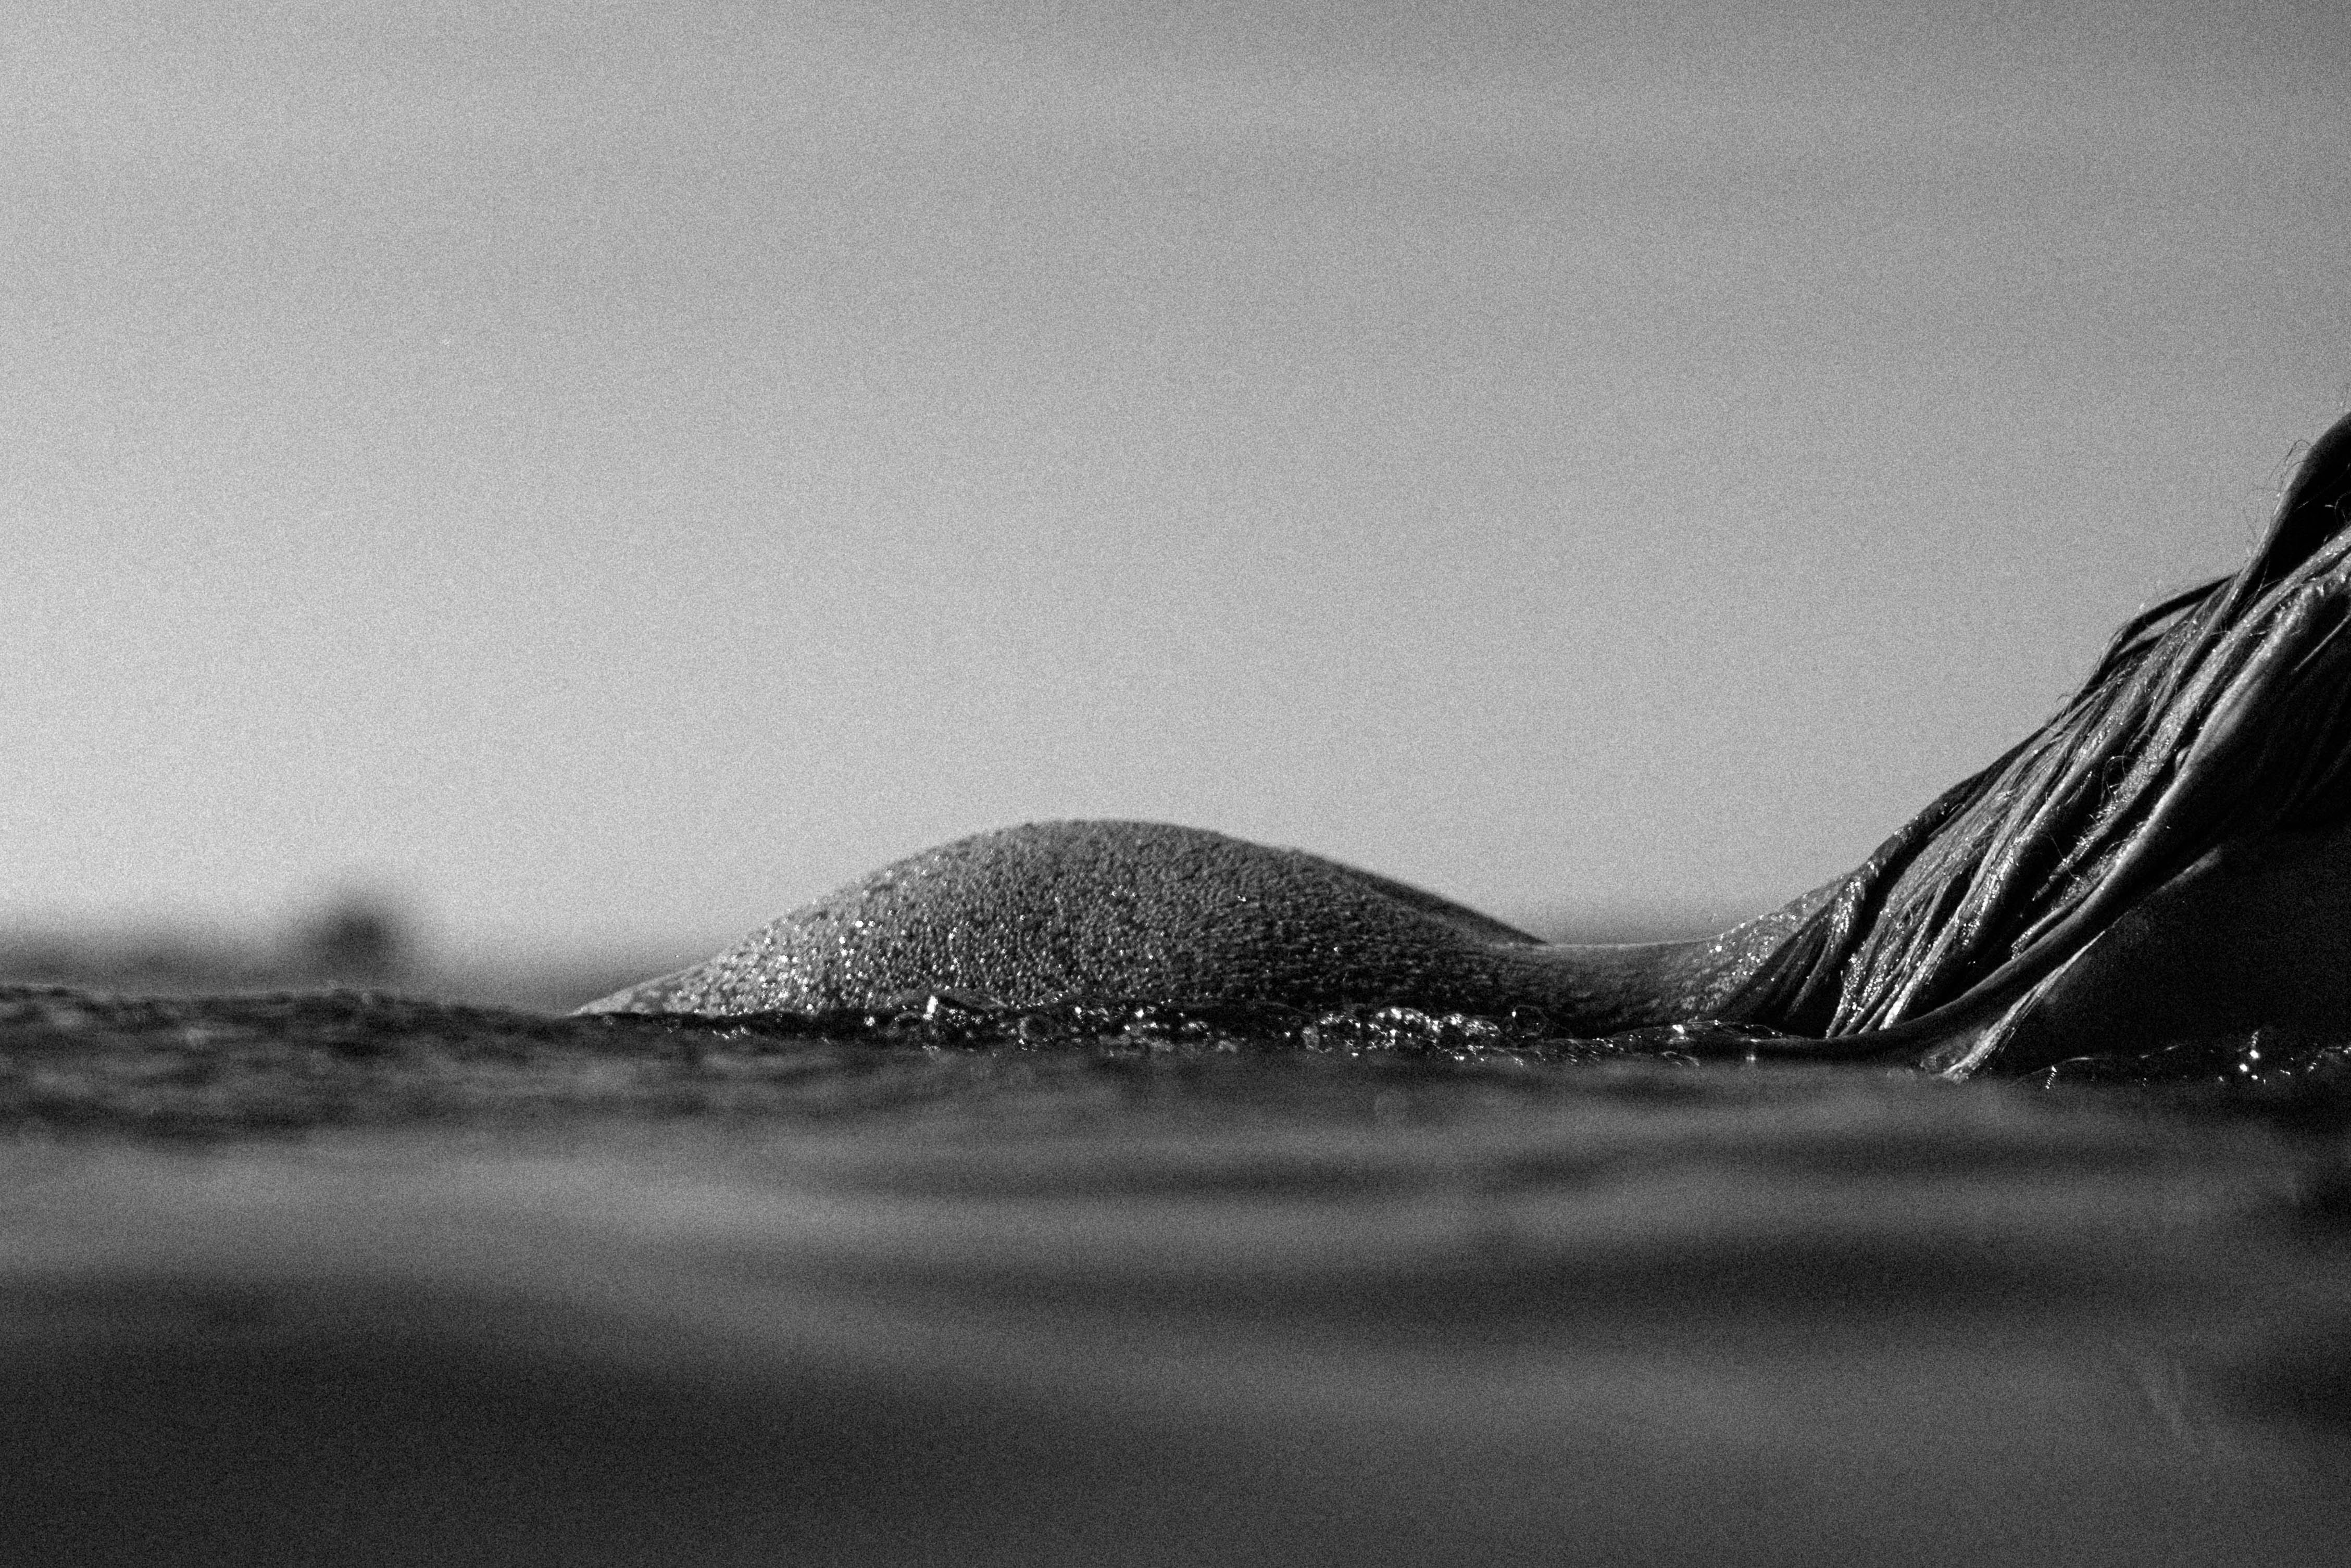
[586, 415, 2351, 1075]
[582, 819, 1814, 1035]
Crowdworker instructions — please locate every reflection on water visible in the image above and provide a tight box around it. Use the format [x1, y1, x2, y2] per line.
[4, 999, 2351, 1564]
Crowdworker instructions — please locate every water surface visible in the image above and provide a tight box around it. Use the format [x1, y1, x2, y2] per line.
[5, 988, 2350, 1565]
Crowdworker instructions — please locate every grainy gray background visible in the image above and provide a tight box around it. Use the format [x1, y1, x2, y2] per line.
[6, 0, 2345, 971]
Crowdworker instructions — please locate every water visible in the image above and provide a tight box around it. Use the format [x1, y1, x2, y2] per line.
[5, 986, 2351, 1563]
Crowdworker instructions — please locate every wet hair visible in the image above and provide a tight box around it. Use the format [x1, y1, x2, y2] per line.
[1721, 412, 2351, 1046]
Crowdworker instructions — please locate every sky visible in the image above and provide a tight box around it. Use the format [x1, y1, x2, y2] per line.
[4, 0, 2347, 968]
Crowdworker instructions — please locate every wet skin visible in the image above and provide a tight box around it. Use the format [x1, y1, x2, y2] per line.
[583, 819, 1828, 1035]
[580, 812, 2351, 1074]
[588, 414, 2351, 1074]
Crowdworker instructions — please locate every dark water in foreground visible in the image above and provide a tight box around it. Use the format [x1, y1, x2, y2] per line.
[6, 988, 2351, 1565]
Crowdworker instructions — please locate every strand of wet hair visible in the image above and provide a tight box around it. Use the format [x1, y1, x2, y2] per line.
[1719, 414, 2351, 1053]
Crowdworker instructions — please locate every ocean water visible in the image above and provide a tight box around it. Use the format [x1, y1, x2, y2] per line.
[5, 989, 2351, 1565]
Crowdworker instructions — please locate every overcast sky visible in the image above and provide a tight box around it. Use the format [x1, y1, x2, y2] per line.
[4, 0, 2346, 966]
